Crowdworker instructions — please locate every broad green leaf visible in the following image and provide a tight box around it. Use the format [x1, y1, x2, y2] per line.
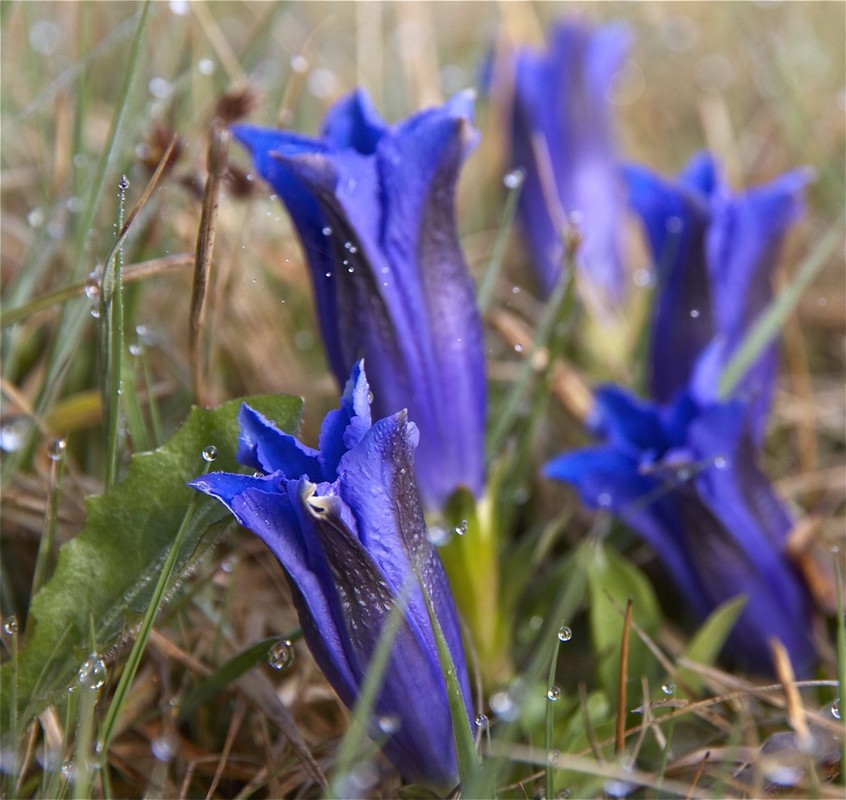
[1, 394, 302, 733]
[586, 541, 661, 703]
[676, 595, 747, 694]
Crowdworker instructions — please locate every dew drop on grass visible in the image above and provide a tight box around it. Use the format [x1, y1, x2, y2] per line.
[78, 655, 107, 690]
[201, 445, 218, 463]
[489, 690, 518, 721]
[0, 418, 28, 453]
[832, 699, 841, 720]
[27, 208, 45, 227]
[151, 734, 177, 762]
[547, 686, 561, 701]
[547, 748, 560, 766]
[661, 682, 676, 696]
[454, 519, 468, 536]
[89, 306, 101, 319]
[267, 638, 294, 670]
[84, 279, 100, 300]
[558, 625, 572, 642]
[2, 615, 19, 635]
[48, 438, 66, 462]
[474, 713, 489, 728]
[503, 168, 525, 189]
[198, 59, 215, 75]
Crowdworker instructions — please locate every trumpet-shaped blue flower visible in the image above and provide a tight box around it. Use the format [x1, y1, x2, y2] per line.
[624, 154, 809, 441]
[545, 384, 817, 676]
[191, 364, 472, 789]
[505, 20, 630, 300]
[231, 89, 485, 512]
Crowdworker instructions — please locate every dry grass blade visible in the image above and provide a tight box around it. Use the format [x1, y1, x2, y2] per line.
[189, 119, 230, 406]
[770, 638, 811, 749]
[616, 597, 634, 754]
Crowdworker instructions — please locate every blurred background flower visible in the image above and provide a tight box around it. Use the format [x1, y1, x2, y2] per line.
[500, 20, 630, 305]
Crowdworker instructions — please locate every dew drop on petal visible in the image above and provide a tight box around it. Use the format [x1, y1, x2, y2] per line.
[377, 714, 401, 735]
[597, 492, 612, 508]
[558, 625, 572, 642]
[267, 638, 294, 670]
[689, 308, 700, 319]
[665, 215, 683, 234]
[321, 226, 333, 236]
[201, 445, 218, 463]
[713, 455, 729, 469]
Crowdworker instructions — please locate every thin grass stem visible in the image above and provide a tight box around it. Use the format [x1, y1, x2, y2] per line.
[98, 459, 210, 751]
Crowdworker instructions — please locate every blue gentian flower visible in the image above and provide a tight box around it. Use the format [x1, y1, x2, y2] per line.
[624, 154, 809, 441]
[545, 384, 817, 676]
[231, 90, 485, 513]
[506, 20, 630, 300]
[191, 363, 472, 789]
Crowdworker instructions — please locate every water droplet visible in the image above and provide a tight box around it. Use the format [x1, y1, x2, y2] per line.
[151, 734, 177, 762]
[661, 682, 675, 696]
[198, 58, 215, 75]
[547, 686, 561, 701]
[66, 196, 84, 214]
[29, 19, 62, 55]
[558, 625, 572, 642]
[474, 713, 489, 728]
[489, 690, 518, 722]
[89, 306, 101, 319]
[0, 418, 29, 453]
[148, 77, 172, 99]
[632, 268, 654, 288]
[454, 520, 468, 536]
[321, 226, 333, 236]
[547, 749, 560, 766]
[61, 760, 75, 779]
[84, 278, 100, 300]
[27, 208, 45, 227]
[128, 343, 143, 357]
[377, 714, 401, 735]
[713, 455, 729, 469]
[665, 215, 683, 234]
[503, 168, 525, 189]
[832, 699, 841, 720]
[3, 615, 19, 635]
[689, 308, 700, 319]
[201, 445, 218, 463]
[290, 54, 308, 73]
[427, 525, 450, 546]
[514, 343, 523, 353]
[267, 638, 294, 670]
[78, 655, 107, 690]
[48, 438, 66, 462]
[597, 492, 612, 508]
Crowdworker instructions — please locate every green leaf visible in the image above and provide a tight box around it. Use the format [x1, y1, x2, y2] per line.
[586, 541, 661, 703]
[676, 595, 747, 694]
[1, 394, 302, 732]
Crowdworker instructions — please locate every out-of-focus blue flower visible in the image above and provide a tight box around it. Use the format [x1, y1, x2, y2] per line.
[624, 154, 809, 441]
[231, 90, 485, 512]
[505, 20, 630, 300]
[191, 363, 472, 789]
[545, 384, 817, 676]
